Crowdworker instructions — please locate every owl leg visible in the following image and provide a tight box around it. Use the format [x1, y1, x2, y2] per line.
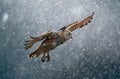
[41, 52, 45, 62]
[45, 52, 50, 62]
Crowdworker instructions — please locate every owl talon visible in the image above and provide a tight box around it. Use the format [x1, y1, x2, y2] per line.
[41, 57, 45, 62]
[45, 55, 50, 62]
[46, 58, 50, 62]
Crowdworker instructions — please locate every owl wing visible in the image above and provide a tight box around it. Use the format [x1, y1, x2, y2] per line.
[24, 30, 53, 49]
[59, 12, 94, 32]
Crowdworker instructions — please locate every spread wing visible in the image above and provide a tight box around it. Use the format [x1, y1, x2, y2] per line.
[59, 12, 94, 32]
[24, 30, 53, 49]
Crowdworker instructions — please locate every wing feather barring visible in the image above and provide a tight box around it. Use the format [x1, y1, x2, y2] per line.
[24, 12, 94, 62]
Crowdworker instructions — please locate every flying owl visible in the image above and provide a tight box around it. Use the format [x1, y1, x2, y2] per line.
[24, 12, 94, 62]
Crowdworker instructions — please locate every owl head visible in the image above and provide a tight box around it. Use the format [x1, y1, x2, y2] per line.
[63, 30, 72, 40]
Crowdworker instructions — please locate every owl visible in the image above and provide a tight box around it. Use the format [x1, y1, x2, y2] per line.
[24, 12, 94, 62]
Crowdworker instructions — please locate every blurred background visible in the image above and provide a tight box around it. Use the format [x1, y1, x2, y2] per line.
[0, 0, 120, 79]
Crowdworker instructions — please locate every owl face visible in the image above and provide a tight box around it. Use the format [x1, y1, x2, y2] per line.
[63, 30, 72, 40]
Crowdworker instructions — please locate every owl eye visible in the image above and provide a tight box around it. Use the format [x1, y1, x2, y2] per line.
[68, 33, 71, 35]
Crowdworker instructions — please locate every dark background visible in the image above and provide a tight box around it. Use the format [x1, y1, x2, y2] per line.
[0, 0, 120, 79]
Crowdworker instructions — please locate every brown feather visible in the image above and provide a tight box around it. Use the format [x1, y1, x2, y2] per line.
[66, 12, 94, 32]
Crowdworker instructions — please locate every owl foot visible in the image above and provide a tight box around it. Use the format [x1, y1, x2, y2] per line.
[46, 55, 50, 62]
[41, 57, 45, 62]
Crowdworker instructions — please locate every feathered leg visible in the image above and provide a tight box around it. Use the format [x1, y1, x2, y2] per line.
[41, 52, 45, 62]
[40, 47, 51, 62]
[45, 52, 50, 62]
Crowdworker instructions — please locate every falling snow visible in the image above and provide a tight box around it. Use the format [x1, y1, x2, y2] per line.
[0, 0, 120, 79]
[3, 13, 8, 22]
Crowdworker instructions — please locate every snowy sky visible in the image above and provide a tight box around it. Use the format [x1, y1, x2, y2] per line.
[0, 0, 120, 79]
